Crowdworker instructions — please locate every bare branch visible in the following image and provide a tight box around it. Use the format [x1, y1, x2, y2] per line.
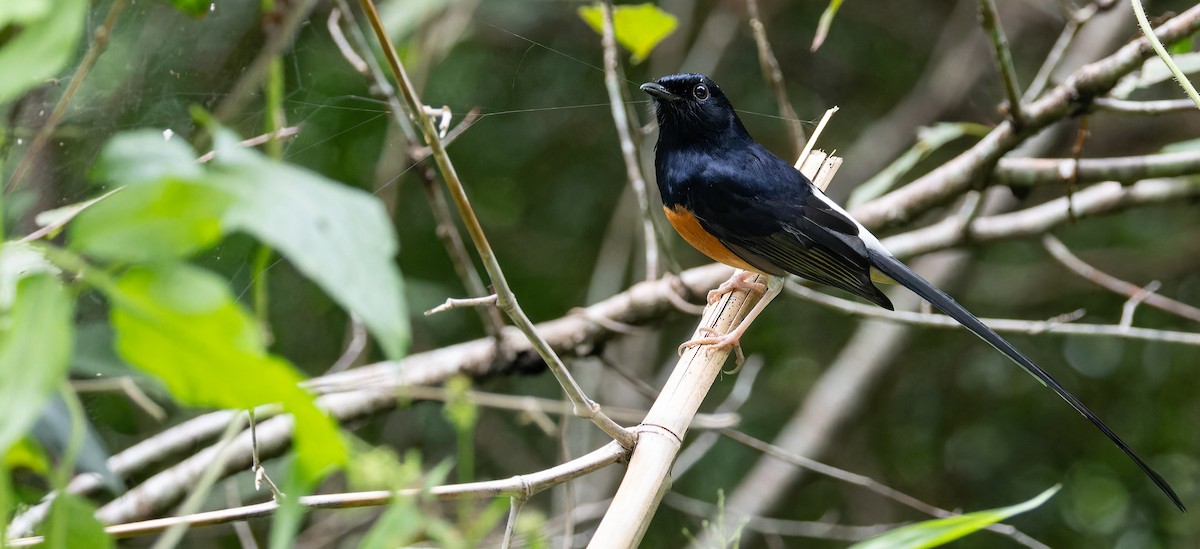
[746, 0, 806, 157]
[6, 442, 627, 546]
[600, 0, 658, 282]
[853, 5, 1200, 230]
[977, 0, 1025, 124]
[1043, 234, 1200, 323]
[882, 178, 1200, 259]
[1093, 97, 1200, 114]
[994, 150, 1200, 187]
[356, 0, 634, 446]
[785, 282, 1200, 346]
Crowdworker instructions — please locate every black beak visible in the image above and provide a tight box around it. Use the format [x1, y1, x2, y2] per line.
[640, 82, 678, 101]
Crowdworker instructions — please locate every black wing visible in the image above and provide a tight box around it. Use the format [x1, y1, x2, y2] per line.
[684, 147, 893, 309]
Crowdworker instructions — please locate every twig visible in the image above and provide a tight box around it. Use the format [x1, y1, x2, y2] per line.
[1130, 0, 1200, 109]
[1023, 3, 1098, 102]
[663, 493, 896, 542]
[425, 295, 499, 316]
[150, 414, 248, 549]
[327, 9, 368, 74]
[746, 0, 806, 158]
[977, 0, 1025, 124]
[213, 0, 319, 122]
[795, 107, 838, 170]
[501, 496, 525, 549]
[1043, 234, 1200, 323]
[194, 126, 300, 163]
[1093, 97, 1199, 114]
[356, 0, 634, 447]
[396, 385, 738, 430]
[1120, 281, 1161, 329]
[325, 316, 369, 374]
[4, 0, 130, 193]
[785, 282, 1200, 346]
[600, 0, 659, 282]
[718, 431, 1049, 548]
[70, 377, 166, 422]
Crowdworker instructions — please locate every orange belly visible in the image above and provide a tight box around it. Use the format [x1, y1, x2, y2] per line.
[663, 205, 765, 274]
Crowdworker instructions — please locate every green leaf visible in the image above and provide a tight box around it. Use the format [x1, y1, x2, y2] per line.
[0, 0, 50, 27]
[0, 243, 73, 455]
[850, 486, 1060, 549]
[167, 0, 211, 17]
[89, 130, 204, 185]
[70, 132, 227, 262]
[0, 0, 87, 104]
[107, 263, 345, 483]
[578, 3, 677, 64]
[41, 493, 112, 549]
[811, 0, 844, 51]
[69, 180, 229, 262]
[207, 127, 409, 360]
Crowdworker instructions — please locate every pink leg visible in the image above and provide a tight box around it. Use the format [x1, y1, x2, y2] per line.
[679, 275, 783, 354]
[707, 270, 767, 304]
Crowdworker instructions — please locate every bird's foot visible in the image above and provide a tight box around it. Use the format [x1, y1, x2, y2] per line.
[677, 327, 748, 373]
[678, 327, 742, 354]
[707, 271, 766, 304]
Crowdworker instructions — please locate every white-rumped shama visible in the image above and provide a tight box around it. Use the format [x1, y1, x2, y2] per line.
[641, 72, 1183, 511]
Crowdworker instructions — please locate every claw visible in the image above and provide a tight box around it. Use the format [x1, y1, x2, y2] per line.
[707, 271, 767, 304]
[677, 328, 743, 354]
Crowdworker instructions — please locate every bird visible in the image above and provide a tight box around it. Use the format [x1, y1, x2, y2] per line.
[640, 72, 1183, 511]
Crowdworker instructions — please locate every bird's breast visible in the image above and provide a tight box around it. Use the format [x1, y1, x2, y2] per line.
[662, 205, 765, 274]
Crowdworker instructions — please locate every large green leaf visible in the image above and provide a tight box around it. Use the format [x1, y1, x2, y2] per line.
[850, 486, 1060, 549]
[0, 0, 87, 104]
[107, 263, 344, 483]
[208, 128, 408, 360]
[72, 128, 409, 359]
[0, 243, 73, 455]
[578, 3, 677, 64]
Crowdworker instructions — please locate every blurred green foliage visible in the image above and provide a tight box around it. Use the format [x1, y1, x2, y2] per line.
[2, 0, 1199, 547]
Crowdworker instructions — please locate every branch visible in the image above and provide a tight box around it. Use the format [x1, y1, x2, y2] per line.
[786, 283, 1200, 346]
[1042, 234, 1200, 323]
[6, 442, 628, 546]
[853, 5, 1200, 230]
[977, 0, 1025, 124]
[599, 0, 658, 282]
[881, 178, 1200, 259]
[4, 0, 130, 193]
[1093, 97, 1200, 114]
[993, 150, 1200, 187]
[356, 0, 633, 447]
[331, 1, 506, 341]
[589, 275, 769, 547]
[746, 0, 806, 157]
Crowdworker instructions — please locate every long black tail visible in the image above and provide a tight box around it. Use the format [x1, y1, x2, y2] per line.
[867, 250, 1184, 511]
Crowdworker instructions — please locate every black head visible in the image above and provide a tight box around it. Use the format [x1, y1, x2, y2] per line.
[640, 73, 747, 145]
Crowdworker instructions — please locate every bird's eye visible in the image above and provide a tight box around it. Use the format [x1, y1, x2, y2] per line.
[693, 84, 709, 101]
